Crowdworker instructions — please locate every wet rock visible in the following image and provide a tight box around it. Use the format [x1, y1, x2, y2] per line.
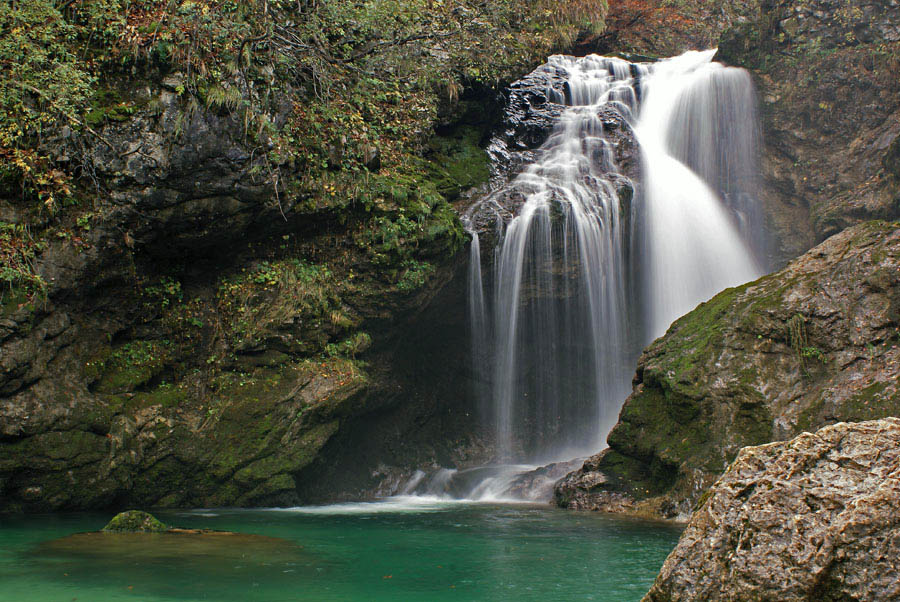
[102, 510, 168, 533]
[502, 458, 584, 501]
[465, 59, 641, 247]
[500, 64, 568, 152]
[486, 62, 640, 184]
[644, 418, 900, 601]
[556, 220, 900, 519]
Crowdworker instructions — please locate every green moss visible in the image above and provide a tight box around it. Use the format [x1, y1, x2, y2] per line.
[94, 340, 172, 394]
[396, 260, 435, 292]
[425, 126, 491, 200]
[838, 381, 899, 422]
[796, 381, 899, 433]
[132, 383, 189, 409]
[0, 287, 37, 318]
[241, 473, 297, 502]
[201, 358, 364, 493]
[102, 510, 169, 533]
[0, 430, 106, 474]
[648, 282, 749, 399]
[732, 402, 774, 450]
[231, 420, 338, 485]
[325, 332, 372, 358]
[596, 448, 677, 500]
[606, 384, 713, 497]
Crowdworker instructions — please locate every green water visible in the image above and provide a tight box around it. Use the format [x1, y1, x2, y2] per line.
[0, 499, 681, 601]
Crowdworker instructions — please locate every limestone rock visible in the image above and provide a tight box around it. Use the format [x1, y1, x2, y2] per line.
[644, 418, 900, 601]
[0, 74, 479, 512]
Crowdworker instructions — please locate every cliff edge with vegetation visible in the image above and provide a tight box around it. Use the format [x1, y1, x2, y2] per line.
[0, 0, 607, 512]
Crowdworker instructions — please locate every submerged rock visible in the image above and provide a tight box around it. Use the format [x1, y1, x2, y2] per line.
[644, 418, 900, 601]
[102, 510, 168, 533]
[41, 529, 306, 567]
[556, 220, 900, 519]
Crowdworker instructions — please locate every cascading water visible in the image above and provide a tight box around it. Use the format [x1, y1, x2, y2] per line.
[470, 55, 643, 464]
[406, 50, 765, 502]
[635, 50, 762, 338]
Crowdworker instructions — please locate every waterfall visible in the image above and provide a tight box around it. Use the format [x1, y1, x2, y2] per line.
[467, 55, 643, 463]
[634, 50, 762, 338]
[421, 49, 764, 501]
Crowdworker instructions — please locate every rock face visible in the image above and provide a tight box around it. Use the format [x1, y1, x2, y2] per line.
[717, 0, 900, 266]
[0, 75, 480, 513]
[644, 418, 900, 601]
[556, 221, 900, 518]
[465, 60, 641, 243]
[583, 0, 900, 269]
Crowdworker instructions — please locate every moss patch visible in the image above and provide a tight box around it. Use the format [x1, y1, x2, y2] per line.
[425, 126, 491, 200]
[102, 510, 169, 533]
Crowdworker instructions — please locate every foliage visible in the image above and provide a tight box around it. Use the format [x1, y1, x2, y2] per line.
[217, 259, 340, 349]
[0, 0, 606, 310]
[0, 221, 47, 307]
[0, 0, 607, 206]
[143, 276, 183, 308]
[0, 1, 91, 208]
[788, 313, 827, 374]
[582, 0, 720, 56]
[397, 259, 435, 291]
[325, 332, 372, 358]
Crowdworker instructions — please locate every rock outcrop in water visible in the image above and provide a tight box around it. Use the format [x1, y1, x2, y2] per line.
[102, 510, 168, 533]
[644, 418, 900, 601]
[556, 220, 900, 518]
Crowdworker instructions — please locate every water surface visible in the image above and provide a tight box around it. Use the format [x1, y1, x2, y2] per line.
[0, 500, 681, 601]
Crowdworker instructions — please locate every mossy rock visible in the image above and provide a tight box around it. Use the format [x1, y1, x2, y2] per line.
[425, 126, 490, 200]
[102, 510, 169, 533]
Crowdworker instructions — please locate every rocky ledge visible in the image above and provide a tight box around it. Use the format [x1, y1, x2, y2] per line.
[556, 220, 900, 519]
[644, 418, 900, 601]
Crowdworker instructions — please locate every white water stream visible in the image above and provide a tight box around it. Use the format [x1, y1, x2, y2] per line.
[410, 49, 764, 502]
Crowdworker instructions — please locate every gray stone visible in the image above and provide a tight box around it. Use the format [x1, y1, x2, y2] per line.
[644, 418, 900, 601]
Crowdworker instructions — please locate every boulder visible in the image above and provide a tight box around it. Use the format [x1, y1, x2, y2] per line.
[102, 510, 168, 533]
[644, 418, 900, 601]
